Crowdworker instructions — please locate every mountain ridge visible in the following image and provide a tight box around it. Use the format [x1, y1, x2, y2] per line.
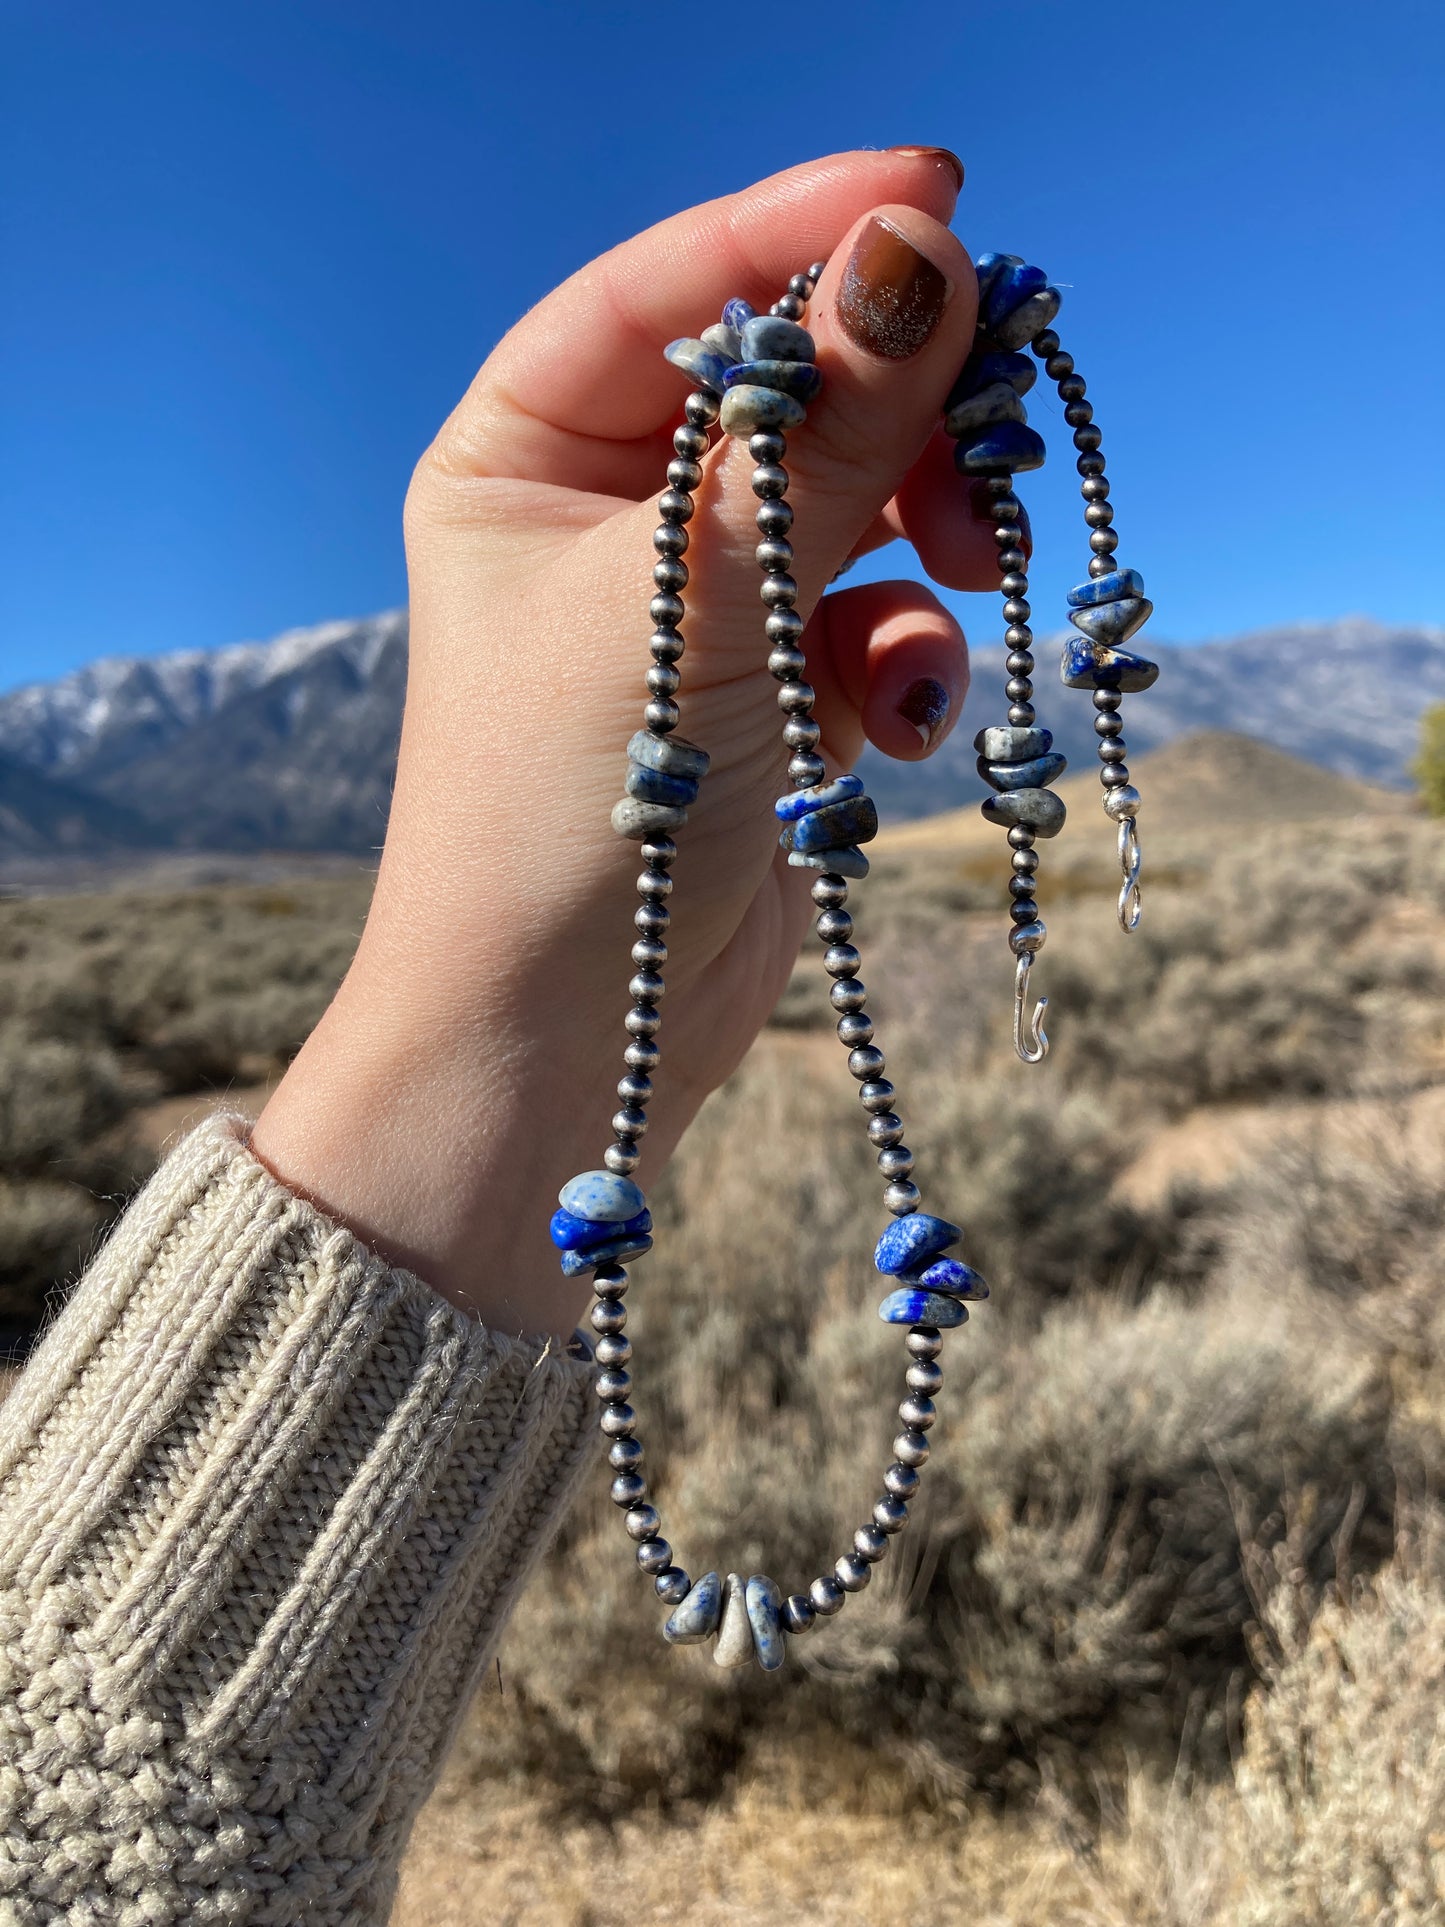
[0, 610, 1438, 854]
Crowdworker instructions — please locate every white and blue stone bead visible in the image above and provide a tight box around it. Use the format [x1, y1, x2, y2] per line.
[1060, 636, 1160, 694]
[782, 793, 878, 857]
[745, 1574, 786, 1672]
[628, 729, 710, 781]
[900, 1255, 989, 1300]
[774, 772, 865, 823]
[980, 787, 1067, 838]
[875, 1212, 962, 1275]
[550, 1204, 652, 1250]
[953, 419, 1048, 475]
[560, 1171, 647, 1222]
[664, 337, 732, 395]
[1069, 596, 1154, 647]
[724, 358, 823, 403]
[979, 750, 1068, 793]
[1066, 567, 1145, 609]
[663, 1569, 723, 1645]
[722, 296, 756, 333]
[560, 1230, 653, 1277]
[786, 845, 870, 879]
[879, 1288, 969, 1329]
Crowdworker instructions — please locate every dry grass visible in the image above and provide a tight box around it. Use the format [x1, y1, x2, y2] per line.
[2, 763, 1444, 1918]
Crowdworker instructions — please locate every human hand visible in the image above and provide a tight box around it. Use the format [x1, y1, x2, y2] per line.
[253, 149, 1003, 1335]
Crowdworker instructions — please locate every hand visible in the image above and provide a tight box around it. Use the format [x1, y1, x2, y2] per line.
[253, 149, 1002, 1336]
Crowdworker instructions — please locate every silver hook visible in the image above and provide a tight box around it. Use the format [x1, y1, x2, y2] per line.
[1013, 951, 1049, 1063]
[1117, 817, 1143, 933]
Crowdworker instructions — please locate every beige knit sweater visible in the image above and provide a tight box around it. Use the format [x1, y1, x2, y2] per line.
[0, 1114, 596, 1924]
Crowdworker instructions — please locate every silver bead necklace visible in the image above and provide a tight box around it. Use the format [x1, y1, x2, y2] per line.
[553, 253, 1159, 1671]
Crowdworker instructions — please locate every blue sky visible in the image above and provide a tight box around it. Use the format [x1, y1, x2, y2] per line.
[3, 0, 1442, 689]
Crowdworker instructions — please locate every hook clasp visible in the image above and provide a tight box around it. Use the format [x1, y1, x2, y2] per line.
[1117, 816, 1143, 932]
[1012, 950, 1049, 1064]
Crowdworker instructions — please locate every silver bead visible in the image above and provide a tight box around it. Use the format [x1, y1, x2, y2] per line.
[789, 752, 827, 786]
[774, 292, 806, 320]
[906, 1359, 942, 1396]
[1089, 528, 1119, 554]
[646, 663, 681, 697]
[593, 1266, 629, 1297]
[625, 1504, 660, 1541]
[631, 936, 668, 969]
[885, 1180, 921, 1214]
[617, 1073, 653, 1107]
[650, 592, 685, 628]
[654, 523, 689, 557]
[653, 555, 689, 594]
[757, 536, 794, 572]
[673, 424, 709, 460]
[905, 1328, 942, 1360]
[590, 1299, 628, 1335]
[628, 970, 665, 1003]
[655, 1567, 692, 1606]
[636, 1537, 673, 1575]
[859, 1079, 896, 1113]
[854, 1525, 889, 1564]
[1104, 784, 1142, 820]
[608, 1436, 642, 1470]
[636, 868, 673, 898]
[778, 680, 816, 713]
[757, 497, 794, 536]
[816, 907, 853, 943]
[899, 1394, 936, 1430]
[752, 463, 788, 498]
[848, 1046, 886, 1080]
[811, 874, 849, 909]
[808, 260, 828, 280]
[596, 1333, 633, 1367]
[633, 902, 669, 937]
[595, 1367, 632, 1401]
[769, 645, 807, 679]
[867, 1112, 905, 1147]
[604, 1139, 640, 1176]
[782, 1593, 816, 1635]
[600, 1402, 636, 1437]
[1009, 921, 1047, 957]
[884, 1461, 920, 1498]
[873, 1495, 909, 1534]
[1084, 502, 1114, 529]
[893, 1429, 930, 1467]
[766, 607, 805, 643]
[1100, 764, 1131, 789]
[611, 1107, 648, 1140]
[836, 1553, 872, 1592]
[658, 487, 693, 522]
[783, 715, 820, 750]
[809, 1575, 845, 1615]
[824, 944, 861, 978]
[877, 1145, 914, 1180]
[611, 1471, 646, 1507]
[684, 391, 719, 427]
[762, 575, 800, 611]
[624, 1004, 662, 1037]
[836, 1013, 874, 1048]
[644, 697, 680, 733]
[830, 978, 868, 1014]
[750, 430, 787, 465]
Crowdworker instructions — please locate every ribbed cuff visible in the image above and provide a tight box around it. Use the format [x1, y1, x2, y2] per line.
[0, 1114, 597, 1924]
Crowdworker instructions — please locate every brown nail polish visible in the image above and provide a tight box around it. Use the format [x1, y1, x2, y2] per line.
[898, 676, 950, 748]
[887, 145, 966, 191]
[837, 217, 951, 362]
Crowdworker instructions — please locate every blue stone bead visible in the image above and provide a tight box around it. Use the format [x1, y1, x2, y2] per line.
[953, 420, 1047, 475]
[875, 1212, 962, 1276]
[774, 773, 865, 823]
[988, 285, 1062, 352]
[786, 845, 870, 879]
[722, 297, 756, 333]
[974, 724, 1053, 763]
[787, 795, 879, 855]
[944, 381, 1026, 439]
[719, 385, 806, 435]
[745, 1575, 785, 1672]
[612, 796, 688, 839]
[663, 1569, 723, 1645]
[1060, 637, 1160, 695]
[627, 729, 710, 781]
[901, 1256, 989, 1300]
[947, 348, 1036, 409]
[663, 337, 731, 393]
[878, 1288, 970, 1330]
[980, 751, 1068, 793]
[979, 787, 1067, 838]
[972, 251, 1023, 311]
[625, 762, 700, 807]
[1066, 568, 1146, 609]
[723, 358, 823, 403]
[558, 1169, 646, 1223]
[559, 1232, 653, 1277]
[1069, 596, 1154, 646]
[549, 1205, 651, 1251]
[701, 321, 743, 364]
[982, 260, 1050, 334]
[739, 315, 816, 363]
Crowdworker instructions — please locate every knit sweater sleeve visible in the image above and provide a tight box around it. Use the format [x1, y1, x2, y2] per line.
[0, 1113, 596, 1925]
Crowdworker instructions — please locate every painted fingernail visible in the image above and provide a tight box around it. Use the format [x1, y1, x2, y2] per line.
[887, 146, 966, 192]
[898, 676, 950, 749]
[837, 217, 952, 362]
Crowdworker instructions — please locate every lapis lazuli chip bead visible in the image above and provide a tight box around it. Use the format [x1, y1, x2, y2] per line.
[879, 1288, 969, 1330]
[988, 285, 1062, 352]
[663, 1569, 723, 1645]
[774, 773, 865, 822]
[1066, 568, 1146, 609]
[549, 1205, 652, 1251]
[785, 794, 879, 856]
[787, 846, 870, 879]
[980, 788, 1067, 838]
[973, 251, 1022, 309]
[739, 314, 815, 363]
[720, 385, 806, 435]
[745, 1575, 786, 1672]
[612, 796, 688, 840]
[701, 321, 743, 364]
[627, 730, 710, 781]
[722, 297, 756, 333]
[875, 1212, 962, 1275]
[902, 1256, 989, 1300]
[948, 348, 1036, 407]
[974, 724, 1053, 763]
[982, 260, 1050, 334]
[559, 1170, 646, 1223]
[1060, 637, 1160, 694]
[979, 751, 1068, 793]
[664, 338, 732, 393]
[723, 358, 824, 403]
[626, 763, 700, 807]
[1069, 596, 1154, 646]
[953, 420, 1047, 475]
[944, 382, 1027, 438]
[559, 1231, 653, 1277]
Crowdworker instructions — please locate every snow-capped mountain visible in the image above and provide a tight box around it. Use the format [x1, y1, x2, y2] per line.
[0, 611, 1438, 854]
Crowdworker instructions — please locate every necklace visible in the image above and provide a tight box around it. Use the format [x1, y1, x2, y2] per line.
[552, 251, 1159, 1670]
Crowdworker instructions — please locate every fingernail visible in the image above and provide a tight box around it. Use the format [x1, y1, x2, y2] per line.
[887, 146, 966, 192]
[897, 676, 950, 749]
[837, 217, 952, 362]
